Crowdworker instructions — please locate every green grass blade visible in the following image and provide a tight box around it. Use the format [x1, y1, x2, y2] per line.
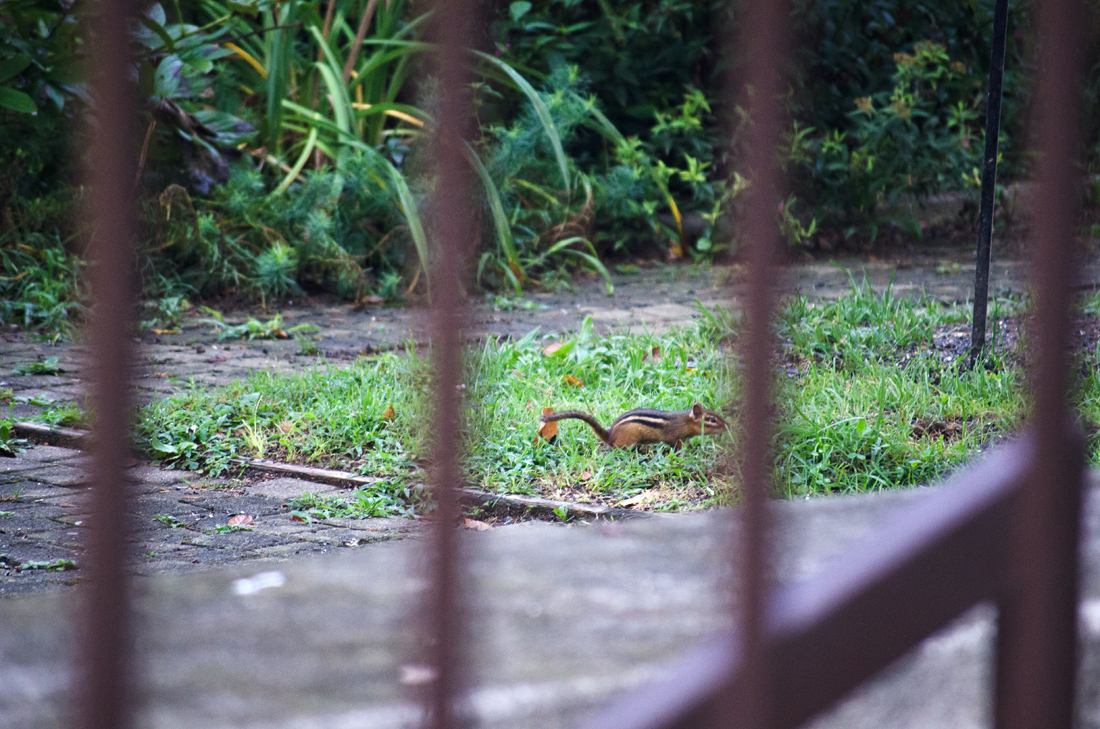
[472, 50, 570, 194]
[271, 127, 318, 195]
[563, 249, 614, 295]
[461, 140, 522, 293]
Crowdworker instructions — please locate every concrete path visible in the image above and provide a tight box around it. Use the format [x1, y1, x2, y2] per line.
[1, 475, 1097, 729]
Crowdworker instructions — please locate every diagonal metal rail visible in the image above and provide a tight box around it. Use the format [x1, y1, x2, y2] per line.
[579, 430, 1081, 729]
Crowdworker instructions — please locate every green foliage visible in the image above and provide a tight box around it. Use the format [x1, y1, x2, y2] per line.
[288, 490, 414, 520]
[195, 308, 317, 340]
[0, 420, 25, 458]
[789, 40, 982, 237]
[0, 0, 86, 196]
[492, 0, 720, 139]
[12, 356, 63, 376]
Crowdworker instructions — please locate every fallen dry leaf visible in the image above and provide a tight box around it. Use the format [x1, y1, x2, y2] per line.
[277, 420, 294, 433]
[650, 346, 661, 360]
[668, 244, 685, 259]
[382, 403, 396, 420]
[579, 470, 593, 481]
[542, 342, 564, 357]
[272, 329, 288, 339]
[463, 518, 491, 531]
[562, 374, 584, 388]
[618, 492, 652, 507]
[150, 328, 180, 335]
[364, 295, 385, 305]
[207, 355, 226, 364]
[290, 514, 307, 522]
[228, 514, 254, 527]
[536, 406, 558, 443]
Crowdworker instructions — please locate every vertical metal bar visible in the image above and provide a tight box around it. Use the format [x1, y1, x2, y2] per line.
[79, 0, 138, 727]
[994, 0, 1087, 726]
[969, 0, 1010, 362]
[425, 0, 475, 724]
[723, 0, 789, 726]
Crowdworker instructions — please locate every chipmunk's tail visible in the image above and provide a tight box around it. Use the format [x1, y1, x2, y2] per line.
[540, 410, 610, 444]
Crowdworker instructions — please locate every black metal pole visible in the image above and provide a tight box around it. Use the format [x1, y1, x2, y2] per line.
[970, 0, 1011, 362]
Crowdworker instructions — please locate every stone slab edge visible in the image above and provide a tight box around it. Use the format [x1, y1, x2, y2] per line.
[9, 421, 644, 520]
[13, 420, 90, 446]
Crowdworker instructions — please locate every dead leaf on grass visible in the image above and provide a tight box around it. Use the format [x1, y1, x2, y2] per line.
[562, 374, 584, 388]
[618, 492, 653, 507]
[463, 518, 491, 531]
[542, 342, 564, 357]
[579, 470, 592, 481]
[382, 403, 396, 420]
[536, 406, 558, 444]
[277, 420, 294, 433]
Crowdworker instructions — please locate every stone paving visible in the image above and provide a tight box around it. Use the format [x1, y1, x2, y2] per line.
[0, 444, 414, 595]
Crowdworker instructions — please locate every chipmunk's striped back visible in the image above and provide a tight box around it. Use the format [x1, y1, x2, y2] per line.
[540, 403, 728, 449]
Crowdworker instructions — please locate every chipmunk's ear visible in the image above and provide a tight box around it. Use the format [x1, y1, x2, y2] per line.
[691, 402, 704, 420]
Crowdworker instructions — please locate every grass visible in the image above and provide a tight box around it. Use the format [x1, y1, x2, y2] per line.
[137, 280, 1100, 512]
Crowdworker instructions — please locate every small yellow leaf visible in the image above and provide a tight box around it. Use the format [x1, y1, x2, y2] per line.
[668, 245, 685, 259]
[151, 328, 180, 335]
[382, 403, 396, 420]
[562, 374, 584, 388]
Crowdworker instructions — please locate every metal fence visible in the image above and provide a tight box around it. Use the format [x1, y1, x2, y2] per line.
[78, 0, 1088, 727]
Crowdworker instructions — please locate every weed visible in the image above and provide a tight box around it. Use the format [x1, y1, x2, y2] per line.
[153, 514, 186, 528]
[196, 308, 318, 341]
[211, 524, 252, 534]
[37, 401, 85, 428]
[16, 558, 77, 572]
[12, 357, 63, 376]
[288, 490, 413, 521]
[296, 335, 321, 357]
[0, 420, 26, 457]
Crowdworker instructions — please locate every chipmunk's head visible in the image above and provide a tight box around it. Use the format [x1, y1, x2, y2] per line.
[691, 402, 729, 435]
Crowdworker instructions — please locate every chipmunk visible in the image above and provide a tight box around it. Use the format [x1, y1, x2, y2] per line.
[539, 402, 728, 449]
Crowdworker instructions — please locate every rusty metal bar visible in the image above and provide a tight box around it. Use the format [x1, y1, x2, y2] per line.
[580, 433, 1038, 729]
[993, 0, 1088, 725]
[78, 0, 138, 727]
[424, 0, 476, 723]
[725, 0, 789, 725]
